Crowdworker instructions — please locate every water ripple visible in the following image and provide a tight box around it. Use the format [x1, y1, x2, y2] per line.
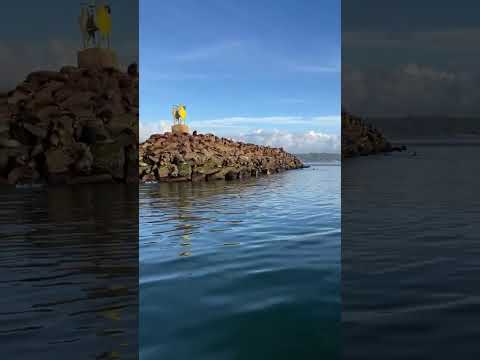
[140, 163, 340, 360]
[0, 185, 139, 359]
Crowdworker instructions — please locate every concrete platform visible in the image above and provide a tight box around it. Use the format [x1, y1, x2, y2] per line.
[171, 124, 190, 134]
[77, 48, 118, 69]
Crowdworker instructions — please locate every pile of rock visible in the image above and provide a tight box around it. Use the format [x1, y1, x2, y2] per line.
[0, 64, 138, 185]
[139, 132, 304, 182]
[342, 110, 405, 158]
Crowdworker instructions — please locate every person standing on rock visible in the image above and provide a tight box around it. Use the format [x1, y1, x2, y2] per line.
[96, 4, 112, 48]
[79, 4, 88, 48]
[172, 104, 187, 125]
[177, 104, 187, 124]
[86, 5, 99, 47]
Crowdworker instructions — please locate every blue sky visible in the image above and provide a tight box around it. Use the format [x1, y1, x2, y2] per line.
[140, 0, 341, 153]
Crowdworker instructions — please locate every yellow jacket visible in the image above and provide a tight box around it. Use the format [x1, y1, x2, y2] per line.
[96, 6, 112, 35]
[178, 105, 187, 120]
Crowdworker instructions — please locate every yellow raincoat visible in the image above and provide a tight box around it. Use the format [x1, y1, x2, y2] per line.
[178, 105, 187, 120]
[96, 5, 112, 36]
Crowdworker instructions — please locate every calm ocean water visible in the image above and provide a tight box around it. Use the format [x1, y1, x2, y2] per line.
[343, 146, 480, 359]
[140, 162, 341, 359]
[0, 186, 138, 359]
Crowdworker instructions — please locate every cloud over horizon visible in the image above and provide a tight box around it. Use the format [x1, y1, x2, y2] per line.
[343, 25, 480, 117]
[234, 129, 340, 154]
[140, 118, 340, 154]
[343, 63, 480, 117]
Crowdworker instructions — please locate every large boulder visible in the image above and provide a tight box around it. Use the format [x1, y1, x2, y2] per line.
[45, 148, 73, 174]
[91, 141, 125, 179]
[139, 132, 304, 183]
[0, 63, 138, 185]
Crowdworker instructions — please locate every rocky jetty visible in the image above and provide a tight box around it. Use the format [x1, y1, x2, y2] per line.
[342, 110, 405, 158]
[0, 64, 138, 185]
[139, 132, 304, 182]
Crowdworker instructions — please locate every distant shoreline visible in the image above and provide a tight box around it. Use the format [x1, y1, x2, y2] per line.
[295, 153, 341, 162]
[391, 138, 480, 146]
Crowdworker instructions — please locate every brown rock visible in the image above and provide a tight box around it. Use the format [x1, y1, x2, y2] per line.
[0, 149, 9, 172]
[8, 89, 31, 106]
[23, 123, 48, 139]
[0, 63, 138, 185]
[0, 137, 22, 148]
[54, 87, 74, 103]
[45, 148, 73, 173]
[128, 63, 138, 77]
[8, 167, 26, 184]
[74, 144, 94, 174]
[60, 66, 79, 74]
[60, 91, 95, 110]
[26, 71, 67, 83]
[91, 141, 125, 179]
[36, 105, 60, 123]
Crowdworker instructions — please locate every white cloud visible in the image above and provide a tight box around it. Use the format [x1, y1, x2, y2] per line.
[342, 28, 480, 116]
[234, 129, 340, 154]
[342, 63, 480, 116]
[140, 115, 340, 139]
[403, 63, 456, 81]
[140, 119, 339, 153]
[140, 120, 170, 142]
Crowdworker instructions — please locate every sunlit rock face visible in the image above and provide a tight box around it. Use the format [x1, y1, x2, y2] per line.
[342, 110, 405, 158]
[0, 63, 139, 185]
[139, 132, 304, 182]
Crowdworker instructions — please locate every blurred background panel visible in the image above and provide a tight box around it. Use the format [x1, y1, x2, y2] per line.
[0, 0, 138, 186]
[342, 1, 480, 359]
[0, 1, 139, 359]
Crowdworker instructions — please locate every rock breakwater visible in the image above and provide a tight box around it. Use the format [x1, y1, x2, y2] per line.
[0, 64, 138, 185]
[139, 132, 304, 182]
[342, 110, 405, 158]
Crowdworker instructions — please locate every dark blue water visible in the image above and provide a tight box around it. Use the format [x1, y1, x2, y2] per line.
[343, 146, 480, 359]
[0, 186, 138, 359]
[140, 163, 341, 359]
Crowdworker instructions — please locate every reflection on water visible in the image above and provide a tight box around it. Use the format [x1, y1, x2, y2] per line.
[140, 163, 341, 360]
[0, 185, 138, 360]
[343, 147, 480, 359]
[141, 178, 260, 258]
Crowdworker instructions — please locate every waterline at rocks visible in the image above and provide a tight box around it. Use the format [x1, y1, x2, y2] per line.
[139, 132, 304, 182]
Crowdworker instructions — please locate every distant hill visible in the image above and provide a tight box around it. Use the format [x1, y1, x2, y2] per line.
[295, 153, 340, 162]
[367, 116, 480, 140]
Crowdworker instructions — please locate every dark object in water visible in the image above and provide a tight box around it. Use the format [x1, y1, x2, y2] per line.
[390, 145, 407, 152]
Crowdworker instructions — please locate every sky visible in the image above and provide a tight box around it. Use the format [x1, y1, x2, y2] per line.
[140, 0, 341, 153]
[0, 0, 138, 90]
[343, 0, 480, 117]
